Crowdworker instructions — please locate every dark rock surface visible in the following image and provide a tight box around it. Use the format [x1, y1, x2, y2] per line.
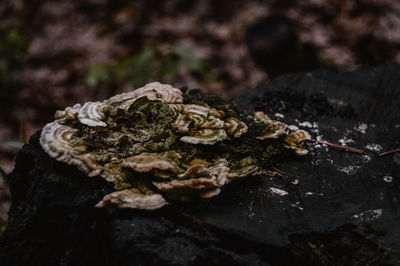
[1, 65, 400, 265]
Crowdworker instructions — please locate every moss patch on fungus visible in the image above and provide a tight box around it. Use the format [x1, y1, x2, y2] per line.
[40, 82, 309, 210]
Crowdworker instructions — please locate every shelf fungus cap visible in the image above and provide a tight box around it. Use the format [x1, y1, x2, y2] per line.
[225, 117, 248, 138]
[122, 151, 182, 174]
[77, 102, 108, 127]
[177, 164, 209, 179]
[256, 120, 287, 140]
[284, 130, 311, 155]
[254, 111, 271, 123]
[153, 177, 219, 193]
[40, 122, 77, 158]
[153, 159, 231, 195]
[172, 104, 225, 133]
[207, 159, 230, 186]
[106, 82, 183, 109]
[180, 129, 227, 145]
[95, 189, 167, 210]
[254, 111, 287, 139]
[40, 122, 101, 176]
[54, 103, 81, 122]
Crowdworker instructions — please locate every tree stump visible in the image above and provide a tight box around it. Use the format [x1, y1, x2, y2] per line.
[1, 65, 399, 265]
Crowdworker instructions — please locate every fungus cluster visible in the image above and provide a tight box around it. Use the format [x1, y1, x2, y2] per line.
[253, 111, 311, 155]
[40, 82, 309, 210]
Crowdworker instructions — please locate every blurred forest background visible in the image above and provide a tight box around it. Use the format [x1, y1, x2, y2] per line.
[0, 0, 399, 232]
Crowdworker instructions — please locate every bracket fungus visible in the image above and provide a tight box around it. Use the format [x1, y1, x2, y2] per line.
[284, 130, 311, 155]
[254, 111, 287, 139]
[40, 82, 310, 210]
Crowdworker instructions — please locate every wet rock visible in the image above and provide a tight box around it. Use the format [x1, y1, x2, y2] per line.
[1, 65, 400, 265]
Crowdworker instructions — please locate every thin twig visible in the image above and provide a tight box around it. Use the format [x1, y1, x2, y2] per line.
[307, 139, 366, 155]
[187, 215, 214, 238]
[378, 148, 400, 157]
[272, 167, 285, 175]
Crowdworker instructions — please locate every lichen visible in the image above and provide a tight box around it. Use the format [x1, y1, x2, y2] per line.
[40, 82, 310, 210]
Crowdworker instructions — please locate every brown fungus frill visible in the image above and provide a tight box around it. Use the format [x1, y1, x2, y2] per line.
[284, 130, 311, 155]
[253, 111, 310, 156]
[254, 111, 287, 139]
[40, 82, 309, 211]
[95, 188, 167, 210]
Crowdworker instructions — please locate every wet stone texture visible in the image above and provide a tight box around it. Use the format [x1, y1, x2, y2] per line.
[1, 64, 400, 265]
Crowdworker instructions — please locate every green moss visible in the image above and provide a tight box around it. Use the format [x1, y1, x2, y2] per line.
[75, 94, 289, 178]
[260, 143, 285, 168]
